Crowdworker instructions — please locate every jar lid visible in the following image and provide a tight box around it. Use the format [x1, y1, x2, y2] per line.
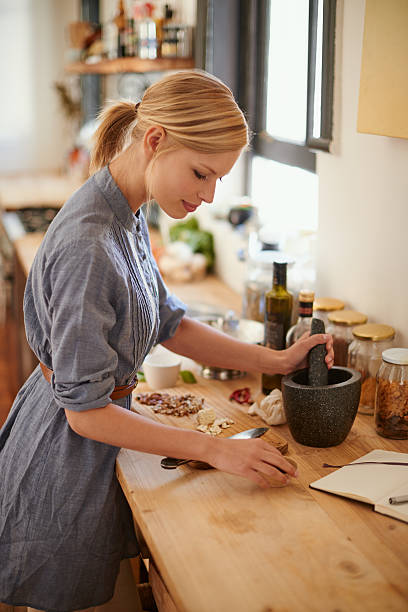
[299, 289, 315, 301]
[352, 324, 395, 341]
[382, 348, 408, 365]
[327, 309, 368, 326]
[313, 297, 345, 312]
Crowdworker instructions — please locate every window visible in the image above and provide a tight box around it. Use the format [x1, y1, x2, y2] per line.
[250, 0, 336, 171]
[239, 0, 336, 233]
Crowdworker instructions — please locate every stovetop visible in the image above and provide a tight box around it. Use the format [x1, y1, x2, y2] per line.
[2, 207, 60, 241]
[15, 207, 59, 232]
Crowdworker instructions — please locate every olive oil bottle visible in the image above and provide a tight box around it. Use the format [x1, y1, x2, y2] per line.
[262, 261, 293, 394]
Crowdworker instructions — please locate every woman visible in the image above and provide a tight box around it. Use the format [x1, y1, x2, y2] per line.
[0, 70, 333, 612]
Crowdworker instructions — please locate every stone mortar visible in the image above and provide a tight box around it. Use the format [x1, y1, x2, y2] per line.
[282, 367, 361, 447]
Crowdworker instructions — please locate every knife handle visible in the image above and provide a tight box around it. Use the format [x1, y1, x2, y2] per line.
[161, 457, 191, 469]
[161, 457, 213, 470]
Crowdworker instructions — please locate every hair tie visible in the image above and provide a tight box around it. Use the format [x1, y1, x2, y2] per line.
[135, 102, 141, 113]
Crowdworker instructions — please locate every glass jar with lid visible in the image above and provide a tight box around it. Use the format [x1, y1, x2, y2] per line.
[313, 297, 345, 328]
[348, 324, 395, 415]
[375, 348, 408, 439]
[327, 310, 368, 366]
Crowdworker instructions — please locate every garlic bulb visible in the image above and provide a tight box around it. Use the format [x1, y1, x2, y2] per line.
[248, 389, 286, 425]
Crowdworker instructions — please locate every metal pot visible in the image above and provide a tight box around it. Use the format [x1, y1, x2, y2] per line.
[195, 314, 264, 380]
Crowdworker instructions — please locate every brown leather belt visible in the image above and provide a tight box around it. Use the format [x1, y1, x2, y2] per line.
[39, 362, 137, 401]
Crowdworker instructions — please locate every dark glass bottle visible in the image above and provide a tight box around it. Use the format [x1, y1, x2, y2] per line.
[114, 0, 127, 57]
[286, 289, 315, 347]
[262, 261, 293, 394]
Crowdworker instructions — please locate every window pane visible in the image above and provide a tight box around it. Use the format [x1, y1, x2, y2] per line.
[266, 0, 309, 143]
[312, 0, 324, 138]
[251, 155, 318, 233]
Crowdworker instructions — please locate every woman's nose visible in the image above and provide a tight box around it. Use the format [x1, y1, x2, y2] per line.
[198, 180, 216, 204]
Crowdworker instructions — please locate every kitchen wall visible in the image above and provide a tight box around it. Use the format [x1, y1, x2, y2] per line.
[316, 0, 408, 346]
[0, 0, 79, 173]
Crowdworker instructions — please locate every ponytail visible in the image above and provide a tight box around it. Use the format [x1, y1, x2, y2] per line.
[89, 100, 137, 175]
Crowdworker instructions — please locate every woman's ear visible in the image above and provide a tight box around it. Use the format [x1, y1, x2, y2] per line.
[143, 126, 166, 157]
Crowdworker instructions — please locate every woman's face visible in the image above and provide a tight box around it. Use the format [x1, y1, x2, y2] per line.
[147, 146, 242, 219]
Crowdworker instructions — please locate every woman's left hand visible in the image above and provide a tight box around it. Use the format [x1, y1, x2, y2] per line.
[280, 332, 334, 375]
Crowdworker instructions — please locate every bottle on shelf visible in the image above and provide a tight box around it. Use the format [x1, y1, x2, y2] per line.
[262, 260, 293, 395]
[154, 3, 172, 58]
[138, 2, 158, 59]
[125, 16, 136, 57]
[286, 290, 315, 347]
[114, 0, 127, 57]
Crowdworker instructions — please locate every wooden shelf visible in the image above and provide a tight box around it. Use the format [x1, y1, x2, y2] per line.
[65, 56, 194, 74]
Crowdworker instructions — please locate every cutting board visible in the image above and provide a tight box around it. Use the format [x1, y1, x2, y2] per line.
[131, 373, 288, 455]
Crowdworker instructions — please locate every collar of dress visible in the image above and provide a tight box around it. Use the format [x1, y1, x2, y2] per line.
[94, 165, 141, 233]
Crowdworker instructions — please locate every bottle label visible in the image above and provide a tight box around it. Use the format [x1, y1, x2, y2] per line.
[264, 314, 285, 350]
[298, 300, 313, 317]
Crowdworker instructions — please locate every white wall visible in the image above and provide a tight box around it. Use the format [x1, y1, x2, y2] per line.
[0, 0, 79, 174]
[316, 0, 408, 346]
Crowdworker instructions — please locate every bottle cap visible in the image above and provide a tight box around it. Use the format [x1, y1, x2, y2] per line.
[352, 324, 395, 341]
[299, 290, 315, 302]
[382, 348, 408, 365]
[327, 310, 367, 326]
[313, 297, 344, 312]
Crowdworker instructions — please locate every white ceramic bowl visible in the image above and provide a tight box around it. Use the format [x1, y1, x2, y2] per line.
[143, 346, 182, 389]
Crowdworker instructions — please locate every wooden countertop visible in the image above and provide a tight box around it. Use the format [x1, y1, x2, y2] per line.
[12, 226, 408, 610]
[117, 374, 408, 612]
[14, 232, 44, 278]
[0, 172, 82, 210]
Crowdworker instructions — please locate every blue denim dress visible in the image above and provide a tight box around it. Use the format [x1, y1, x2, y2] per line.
[0, 166, 186, 611]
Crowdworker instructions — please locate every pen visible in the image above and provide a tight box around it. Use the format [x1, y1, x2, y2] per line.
[388, 494, 408, 505]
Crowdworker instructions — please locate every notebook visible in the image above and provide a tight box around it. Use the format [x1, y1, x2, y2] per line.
[310, 449, 408, 523]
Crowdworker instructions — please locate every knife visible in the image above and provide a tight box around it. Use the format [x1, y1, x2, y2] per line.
[160, 427, 270, 470]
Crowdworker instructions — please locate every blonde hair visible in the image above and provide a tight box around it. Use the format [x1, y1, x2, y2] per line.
[90, 70, 249, 175]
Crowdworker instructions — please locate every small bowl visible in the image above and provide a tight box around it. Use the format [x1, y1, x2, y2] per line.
[282, 367, 361, 447]
[143, 346, 181, 389]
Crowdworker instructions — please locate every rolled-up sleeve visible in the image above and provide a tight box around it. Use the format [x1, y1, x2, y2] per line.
[48, 242, 120, 411]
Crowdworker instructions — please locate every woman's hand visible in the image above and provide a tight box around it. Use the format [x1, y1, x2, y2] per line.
[206, 437, 298, 488]
[281, 332, 334, 375]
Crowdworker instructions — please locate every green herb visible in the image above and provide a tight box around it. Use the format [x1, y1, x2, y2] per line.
[169, 218, 215, 270]
[137, 371, 146, 382]
[180, 370, 197, 384]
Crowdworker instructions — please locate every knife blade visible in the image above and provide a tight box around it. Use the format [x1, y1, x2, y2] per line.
[160, 427, 270, 470]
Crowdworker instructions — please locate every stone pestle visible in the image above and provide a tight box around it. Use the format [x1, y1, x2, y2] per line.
[308, 318, 329, 386]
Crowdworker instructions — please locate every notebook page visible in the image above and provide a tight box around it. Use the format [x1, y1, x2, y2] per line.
[310, 450, 408, 504]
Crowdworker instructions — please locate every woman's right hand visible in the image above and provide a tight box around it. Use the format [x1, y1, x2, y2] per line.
[206, 437, 298, 488]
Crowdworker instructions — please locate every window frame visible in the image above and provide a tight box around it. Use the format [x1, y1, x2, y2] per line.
[242, 0, 336, 174]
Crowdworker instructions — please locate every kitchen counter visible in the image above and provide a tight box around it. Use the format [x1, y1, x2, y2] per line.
[10, 229, 408, 611]
[0, 172, 82, 210]
[14, 232, 44, 278]
[118, 376, 408, 612]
